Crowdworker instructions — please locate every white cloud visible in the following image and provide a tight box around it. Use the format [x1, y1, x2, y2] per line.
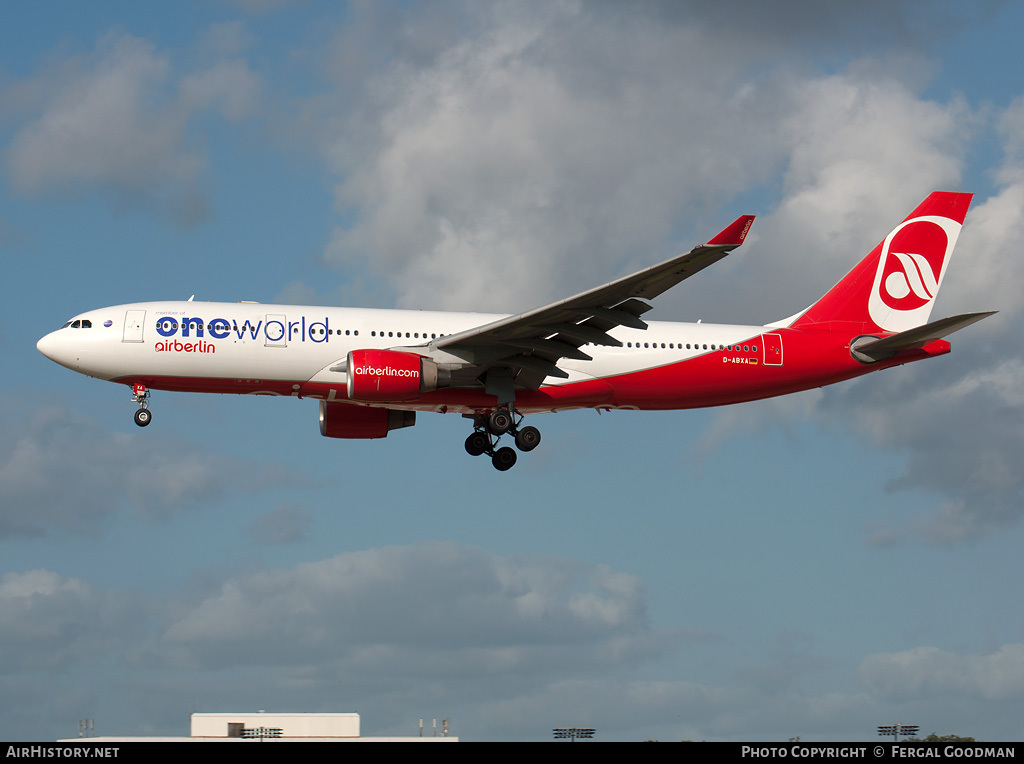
[246, 504, 313, 543]
[179, 59, 260, 123]
[754, 73, 970, 310]
[944, 175, 1024, 319]
[814, 351, 1024, 544]
[53, 541, 695, 739]
[159, 542, 669, 674]
[226, 0, 306, 14]
[318, 3, 781, 312]
[862, 644, 1024, 702]
[0, 545, 762, 739]
[2, 546, 1017, 740]
[0, 570, 136, 671]
[3, 29, 261, 225]
[0, 401, 293, 537]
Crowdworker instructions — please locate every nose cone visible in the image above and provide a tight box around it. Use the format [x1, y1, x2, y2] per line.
[36, 329, 79, 372]
[37, 331, 58, 361]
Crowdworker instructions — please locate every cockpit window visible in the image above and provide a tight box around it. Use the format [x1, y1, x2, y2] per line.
[81, 320, 92, 328]
[71, 320, 81, 328]
[61, 321, 72, 328]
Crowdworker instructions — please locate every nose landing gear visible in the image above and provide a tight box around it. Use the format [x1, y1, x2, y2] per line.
[131, 384, 152, 427]
[464, 407, 541, 471]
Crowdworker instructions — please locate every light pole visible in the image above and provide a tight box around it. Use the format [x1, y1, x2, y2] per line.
[554, 727, 596, 741]
[878, 723, 919, 742]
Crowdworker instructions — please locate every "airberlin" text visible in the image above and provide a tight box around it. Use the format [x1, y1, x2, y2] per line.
[353, 366, 418, 378]
[155, 340, 216, 354]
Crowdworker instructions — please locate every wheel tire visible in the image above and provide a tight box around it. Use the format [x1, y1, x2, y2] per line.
[488, 409, 513, 435]
[514, 425, 541, 452]
[465, 431, 488, 456]
[492, 446, 517, 471]
[134, 408, 152, 427]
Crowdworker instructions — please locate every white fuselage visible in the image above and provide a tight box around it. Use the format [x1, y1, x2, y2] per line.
[38, 300, 771, 409]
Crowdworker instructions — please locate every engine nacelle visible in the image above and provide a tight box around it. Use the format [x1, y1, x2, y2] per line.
[319, 401, 416, 439]
[346, 348, 449, 402]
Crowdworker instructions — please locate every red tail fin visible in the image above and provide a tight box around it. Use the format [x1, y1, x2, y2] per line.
[789, 192, 972, 333]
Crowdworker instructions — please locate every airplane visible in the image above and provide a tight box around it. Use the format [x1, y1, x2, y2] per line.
[37, 192, 994, 471]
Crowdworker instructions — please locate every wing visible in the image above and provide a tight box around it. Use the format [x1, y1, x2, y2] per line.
[424, 214, 755, 398]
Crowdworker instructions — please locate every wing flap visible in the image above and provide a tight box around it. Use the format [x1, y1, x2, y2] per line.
[504, 338, 594, 361]
[538, 322, 622, 347]
[566, 305, 649, 330]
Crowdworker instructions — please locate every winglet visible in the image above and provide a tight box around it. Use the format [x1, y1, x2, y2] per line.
[707, 215, 755, 247]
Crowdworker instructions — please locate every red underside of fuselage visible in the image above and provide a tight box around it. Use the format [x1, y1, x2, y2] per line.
[113, 331, 950, 414]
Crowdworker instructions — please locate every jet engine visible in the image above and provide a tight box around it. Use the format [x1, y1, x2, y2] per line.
[319, 401, 416, 439]
[346, 348, 450, 402]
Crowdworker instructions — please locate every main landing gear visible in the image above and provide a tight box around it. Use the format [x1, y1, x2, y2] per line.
[131, 384, 152, 427]
[464, 407, 541, 471]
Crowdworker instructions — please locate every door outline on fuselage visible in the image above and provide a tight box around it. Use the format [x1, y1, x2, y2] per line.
[265, 314, 287, 347]
[761, 333, 783, 366]
[123, 310, 145, 343]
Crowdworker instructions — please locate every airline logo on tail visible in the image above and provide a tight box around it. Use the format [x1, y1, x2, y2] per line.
[868, 213, 963, 332]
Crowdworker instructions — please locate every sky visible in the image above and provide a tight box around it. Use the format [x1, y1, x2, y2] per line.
[1, 0, 1023, 743]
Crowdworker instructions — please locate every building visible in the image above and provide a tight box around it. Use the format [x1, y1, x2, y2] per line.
[57, 711, 458, 742]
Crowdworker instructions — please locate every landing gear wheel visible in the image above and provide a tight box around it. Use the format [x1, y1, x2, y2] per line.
[492, 446, 517, 471]
[465, 431, 489, 456]
[130, 384, 151, 428]
[488, 409, 513, 435]
[514, 425, 540, 452]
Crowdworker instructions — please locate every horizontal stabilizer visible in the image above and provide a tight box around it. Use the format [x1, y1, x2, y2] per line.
[850, 311, 996, 362]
